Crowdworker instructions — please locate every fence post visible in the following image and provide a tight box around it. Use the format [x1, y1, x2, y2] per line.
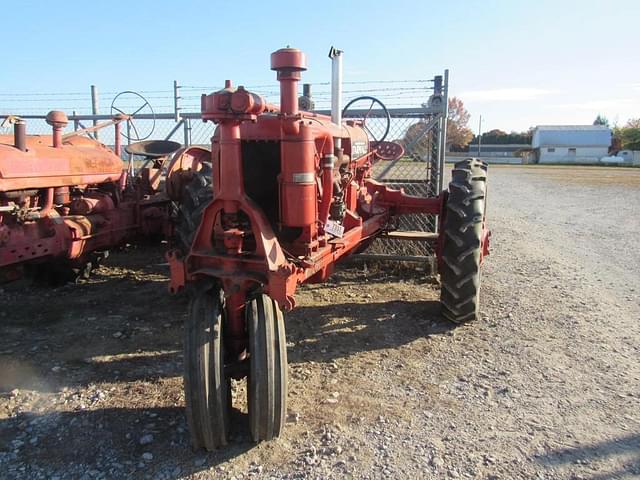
[72, 111, 79, 131]
[173, 80, 181, 122]
[91, 85, 99, 141]
[183, 117, 191, 146]
[438, 69, 449, 194]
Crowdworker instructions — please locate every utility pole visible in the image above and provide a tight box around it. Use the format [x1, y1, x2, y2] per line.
[477, 115, 483, 157]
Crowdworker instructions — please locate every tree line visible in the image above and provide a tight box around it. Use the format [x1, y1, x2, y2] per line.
[595, 115, 640, 151]
[403, 99, 640, 153]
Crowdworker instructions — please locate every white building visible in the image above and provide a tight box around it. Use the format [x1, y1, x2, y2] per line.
[531, 125, 611, 164]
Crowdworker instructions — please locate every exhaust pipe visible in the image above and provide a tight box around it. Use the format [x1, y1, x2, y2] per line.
[14, 120, 26, 152]
[329, 46, 343, 133]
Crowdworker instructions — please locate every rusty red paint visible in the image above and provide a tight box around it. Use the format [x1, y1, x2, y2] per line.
[167, 47, 448, 331]
[0, 115, 171, 281]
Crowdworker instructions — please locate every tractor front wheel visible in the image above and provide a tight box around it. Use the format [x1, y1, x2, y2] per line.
[184, 285, 230, 450]
[247, 294, 287, 442]
[440, 158, 488, 324]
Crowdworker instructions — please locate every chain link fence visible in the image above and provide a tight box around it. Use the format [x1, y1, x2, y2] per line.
[1, 76, 447, 262]
[350, 108, 445, 260]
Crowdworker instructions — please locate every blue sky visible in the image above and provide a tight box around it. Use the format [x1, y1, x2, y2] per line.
[2, 0, 639, 132]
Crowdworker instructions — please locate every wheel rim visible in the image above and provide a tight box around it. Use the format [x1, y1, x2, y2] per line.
[247, 294, 287, 442]
[184, 286, 230, 450]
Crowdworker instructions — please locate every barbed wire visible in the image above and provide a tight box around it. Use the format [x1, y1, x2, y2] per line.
[0, 79, 437, 115]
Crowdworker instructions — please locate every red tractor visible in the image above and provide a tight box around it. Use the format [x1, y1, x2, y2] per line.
[167, 47, 490, 450]
[0, 106, 198, 283]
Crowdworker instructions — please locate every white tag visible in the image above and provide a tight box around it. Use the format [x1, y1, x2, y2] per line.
[292, 172, 315, 184]
[325, 220, 344, 238]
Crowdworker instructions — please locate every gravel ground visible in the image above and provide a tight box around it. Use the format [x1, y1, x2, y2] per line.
[0, 165, 638, 479]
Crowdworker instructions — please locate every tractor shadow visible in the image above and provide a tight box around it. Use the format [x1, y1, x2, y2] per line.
[0, 262, 457, 477]
[286, 297, 454, 365]
[1, 262, 454, 392]
[0, 406, 253, 479]
[537, 433, 640, 479]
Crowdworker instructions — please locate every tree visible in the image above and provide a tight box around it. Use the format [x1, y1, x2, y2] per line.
[612, 119, 640, 151]
[620, 128, 640, 150]
[469, 128, 532, 146]
[446, 97, 473, 150]
[400, 121, 433, 159]
[593, 114, 610, 127]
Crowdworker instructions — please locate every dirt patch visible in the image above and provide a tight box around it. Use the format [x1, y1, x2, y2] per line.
[1, 165, 639, 479]
[493, 164, 640, 187]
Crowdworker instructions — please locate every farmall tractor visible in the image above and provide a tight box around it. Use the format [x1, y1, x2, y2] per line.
[0, 105, 199, 283]
[167, 47, 490, 450]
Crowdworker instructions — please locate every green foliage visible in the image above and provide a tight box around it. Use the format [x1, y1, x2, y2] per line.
[469, 128, 532, 146]
[620, 127, 640, 150]
[593, 114, 610, 127]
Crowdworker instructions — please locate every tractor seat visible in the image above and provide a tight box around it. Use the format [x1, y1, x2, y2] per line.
[125, 140, 182, 159]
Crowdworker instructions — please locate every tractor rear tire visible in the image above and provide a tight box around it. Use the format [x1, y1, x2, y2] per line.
[173, 165, 213, 255]
[247, 294, 287, 442]
[440, 158, 488, 324]
[184, 285, 230, 450]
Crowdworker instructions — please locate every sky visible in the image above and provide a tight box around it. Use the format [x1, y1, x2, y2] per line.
[2, 0, 639, 132]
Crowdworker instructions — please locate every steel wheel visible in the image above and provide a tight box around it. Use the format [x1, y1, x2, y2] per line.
[247, 294, 287, 442]
[184, 285, 230, 450]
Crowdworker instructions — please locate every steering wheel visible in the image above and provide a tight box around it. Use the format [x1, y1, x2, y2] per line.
[110, 91, 156, 141]
[342, 95, 391, 145]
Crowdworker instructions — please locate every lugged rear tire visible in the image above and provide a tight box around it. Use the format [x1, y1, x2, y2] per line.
[173, 165, 213, 255]
[440, 158, 488, 324]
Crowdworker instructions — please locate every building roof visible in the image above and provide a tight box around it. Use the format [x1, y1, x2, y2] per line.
[532, 125, 611, 148]
[534, 125, 609, 131]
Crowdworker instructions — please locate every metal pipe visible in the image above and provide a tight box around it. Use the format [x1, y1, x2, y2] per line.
[39, 188, 54, 216]
[115, 122, 122, 158]
[329, 47, 343, 128]
[52, 127, 63, 148]
[437, 69, 449, 195]
[183, 118, 190, 147]
[91, 85, 99, 141]
[319, 154, 336, 227]
[173, 80, 180, 122]
[477, 114, 483, 157]
[280, 77, 298, 116]
[14, 120, 26, 152]
[46, 111, 68, 148]
[3, 107, 431, 122]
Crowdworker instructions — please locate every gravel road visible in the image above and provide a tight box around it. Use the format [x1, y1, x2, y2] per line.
[0, 165, 638, 479]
